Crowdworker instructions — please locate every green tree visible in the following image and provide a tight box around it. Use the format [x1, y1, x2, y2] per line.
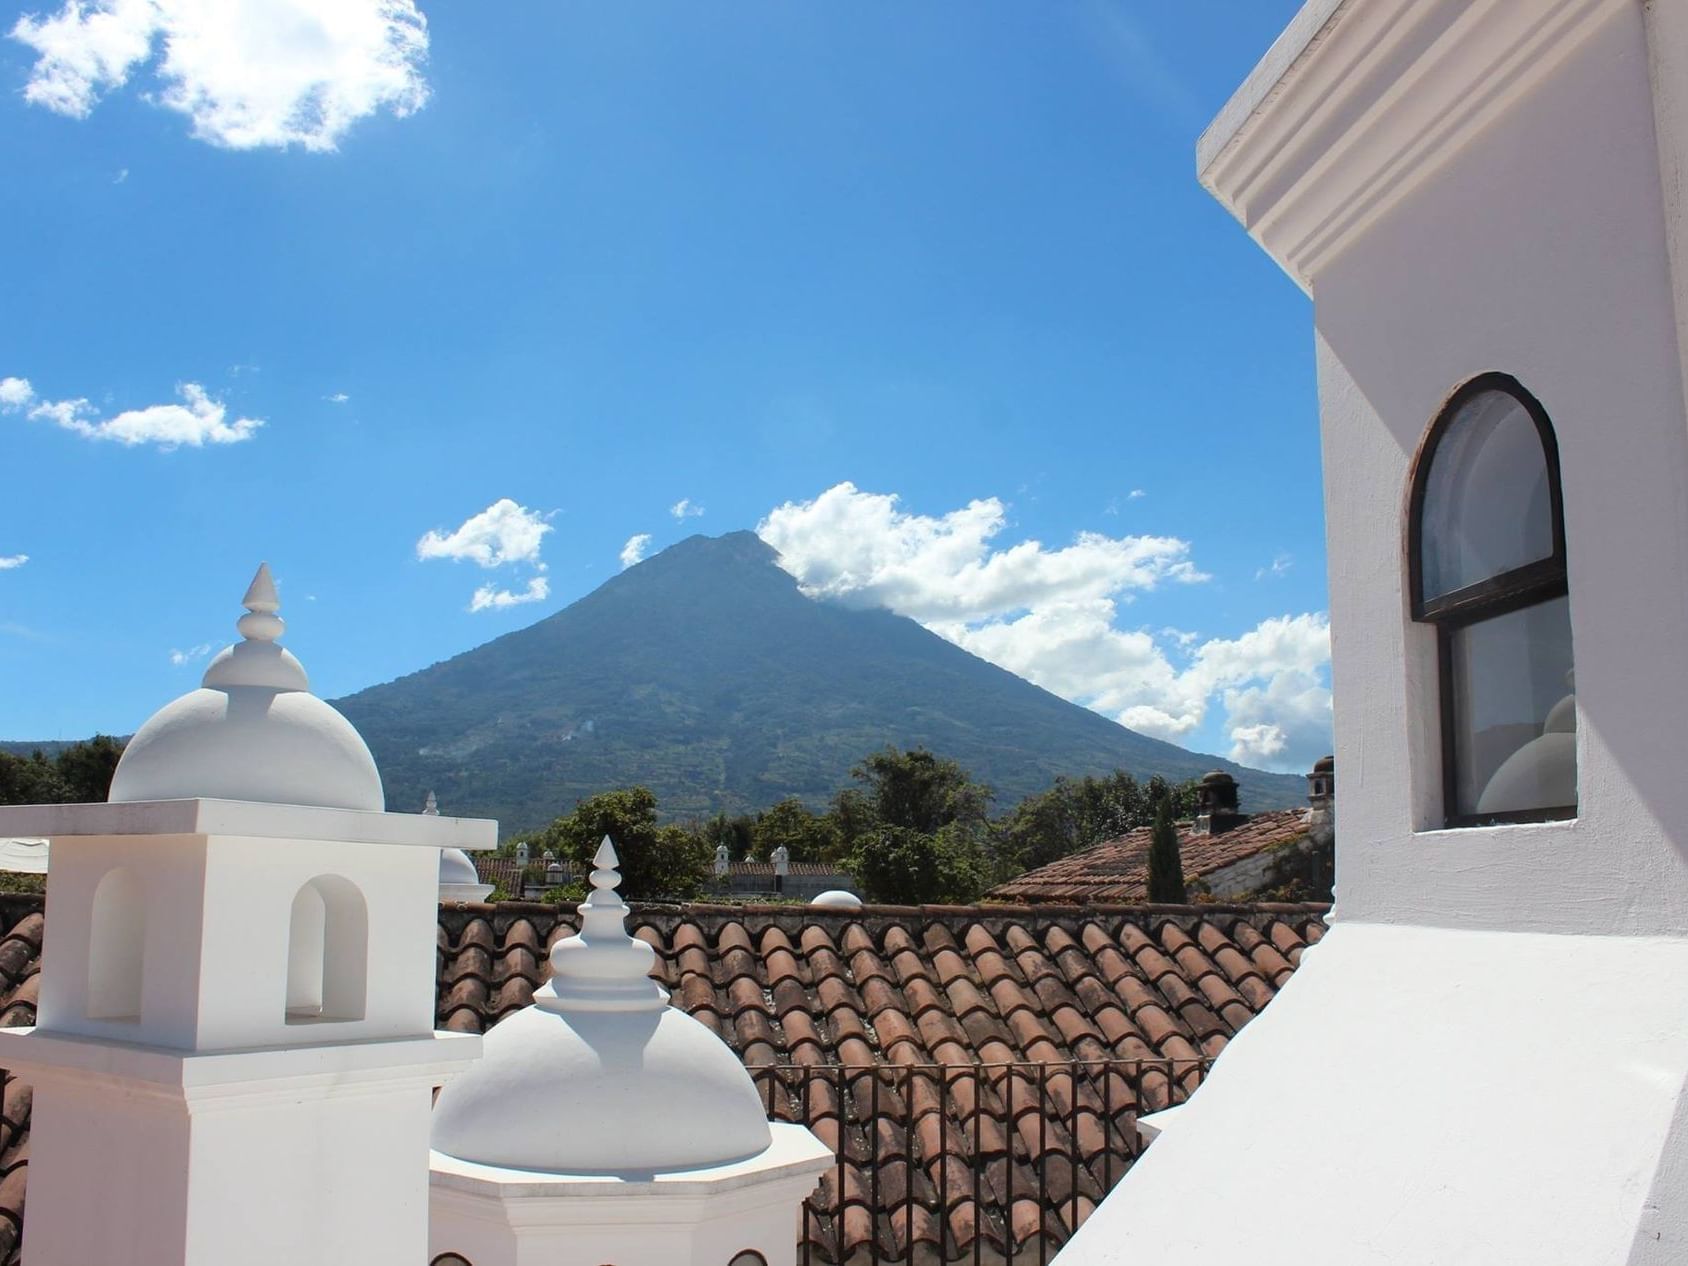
[997, 770, 1200, 875]
[526, 787, 711, 901]
[835, 747, 992, 845]
[833, 748, 994, 903]
[54, 735, 124, 803]
[701, 811, 757, 861]
[1146, 794, 1187, 904]
[848, 822, 989, 906]
[752, 797, 837, 863]
[0, 750, 64, 806]
[0, 736, 127, 806]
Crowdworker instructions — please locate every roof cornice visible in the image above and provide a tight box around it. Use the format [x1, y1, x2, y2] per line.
[1199, 0, 1636, 293]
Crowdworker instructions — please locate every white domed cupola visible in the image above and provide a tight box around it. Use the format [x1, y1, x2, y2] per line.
[428, 839, 831, 1266]
[432, 837, 772, 1172]
[108, 564, 384, 812]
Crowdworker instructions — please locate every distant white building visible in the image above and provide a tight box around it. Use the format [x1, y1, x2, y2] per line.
[1058, 3, 1688, 1264]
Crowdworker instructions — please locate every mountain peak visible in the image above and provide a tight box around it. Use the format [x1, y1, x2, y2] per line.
[335, 529, 1306, 832]
[639, 530, 780, 570]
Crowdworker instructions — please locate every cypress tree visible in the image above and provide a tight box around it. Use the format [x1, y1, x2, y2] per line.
[1146, 794, 1187, 903]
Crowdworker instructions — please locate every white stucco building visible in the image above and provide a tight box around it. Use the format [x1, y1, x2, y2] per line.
[0, 567, 492, 1266]
[1056, 3, 1688, 1264]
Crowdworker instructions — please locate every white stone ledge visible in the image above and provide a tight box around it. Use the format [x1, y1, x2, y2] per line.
[0, 797, 497, 849]
[0, 1026, 482, 1101]
[1198, 0, 1634, 290]
[430, 1123, 833, 1200]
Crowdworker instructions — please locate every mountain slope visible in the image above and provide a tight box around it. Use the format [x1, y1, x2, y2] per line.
[334, 532, 1307, 833]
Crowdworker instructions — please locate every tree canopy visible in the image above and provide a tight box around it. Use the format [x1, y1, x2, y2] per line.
[997, 770, 1198, 874]
[503, 746, 1206, 907]
[521, 787, 712, 901]
[0, 736, 125, 806]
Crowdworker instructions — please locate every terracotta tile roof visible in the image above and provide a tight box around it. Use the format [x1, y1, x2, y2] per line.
[0, 893, 1327, 1264]
[471, 856, 525, 892]
[436, 899, 1326, 1261]
[987, 809, 1311, 905]
[728, 860, 848, 877]
[0, 896, 41, 1266]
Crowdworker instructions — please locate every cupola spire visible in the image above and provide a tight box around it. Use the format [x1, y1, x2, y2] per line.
[537, 836, 668, 1013]
[237, 562, 283, 642]
[202, 562, 309, 692]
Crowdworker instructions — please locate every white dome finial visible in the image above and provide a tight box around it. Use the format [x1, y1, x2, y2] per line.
[201, 563, 308, 691]
[536, 835, 668, 1014]
[236, 562, 284, 643]
[106, 562, 385, 810]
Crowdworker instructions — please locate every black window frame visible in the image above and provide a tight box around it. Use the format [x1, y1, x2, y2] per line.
[1407, 372, 1574, 829]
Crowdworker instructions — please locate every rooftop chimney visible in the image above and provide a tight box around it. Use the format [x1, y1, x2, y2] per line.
[1195, 770, 1245, 835]
[1306, 755, 1335, 848]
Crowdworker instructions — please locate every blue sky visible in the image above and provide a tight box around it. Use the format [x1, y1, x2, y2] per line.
[0, 1, 1329, 773]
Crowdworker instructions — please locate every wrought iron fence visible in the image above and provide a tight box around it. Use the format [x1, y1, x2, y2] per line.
[750, 1057, 1213, 1266]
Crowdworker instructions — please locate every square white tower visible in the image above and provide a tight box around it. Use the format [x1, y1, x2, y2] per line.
[0, 566, 487, 1266]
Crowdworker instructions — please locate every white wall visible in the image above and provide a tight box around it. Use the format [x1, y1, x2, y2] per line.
[23, 1070, 442, 1266]
[1314, 3, 1688, 936]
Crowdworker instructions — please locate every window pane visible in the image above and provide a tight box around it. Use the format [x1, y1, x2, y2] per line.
[1449, 595, 1576, 819]
[1421, 389, 1554, 600]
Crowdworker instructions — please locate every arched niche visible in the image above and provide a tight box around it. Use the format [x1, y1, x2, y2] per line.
[87, 866, 145, 1022]
[285, 875, 368, 1024]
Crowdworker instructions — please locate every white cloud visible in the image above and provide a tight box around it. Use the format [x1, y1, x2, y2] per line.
[417, 499, 551, 569]
[670, 498, 704, 521]
[326, 391, 349, 404]
[1, 377, 262, 448]
[1129, 488, 1146, 499]
[113, 166, 127, 183]
[619, 533, 652, 569]
[169, 642, 212, 666]
[9, 0, 429, 152]
[0, 554, 28, 570]
[418, 498, 554, 613]
[758, 482, 1205, 625]
[470, 576, 549, 612]
[757, 482, 1332, 772]
[1222, 667, 1333, 771]
[1256, 551, 1293, 580]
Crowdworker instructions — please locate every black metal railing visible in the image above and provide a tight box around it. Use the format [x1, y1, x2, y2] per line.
[751, 1057, 1212, 1265]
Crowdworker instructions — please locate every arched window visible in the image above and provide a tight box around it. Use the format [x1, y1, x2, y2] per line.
[285, 875, 369, 1023]
[88, 866, 145, 1021]
[1409, 373, 1576, 826]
